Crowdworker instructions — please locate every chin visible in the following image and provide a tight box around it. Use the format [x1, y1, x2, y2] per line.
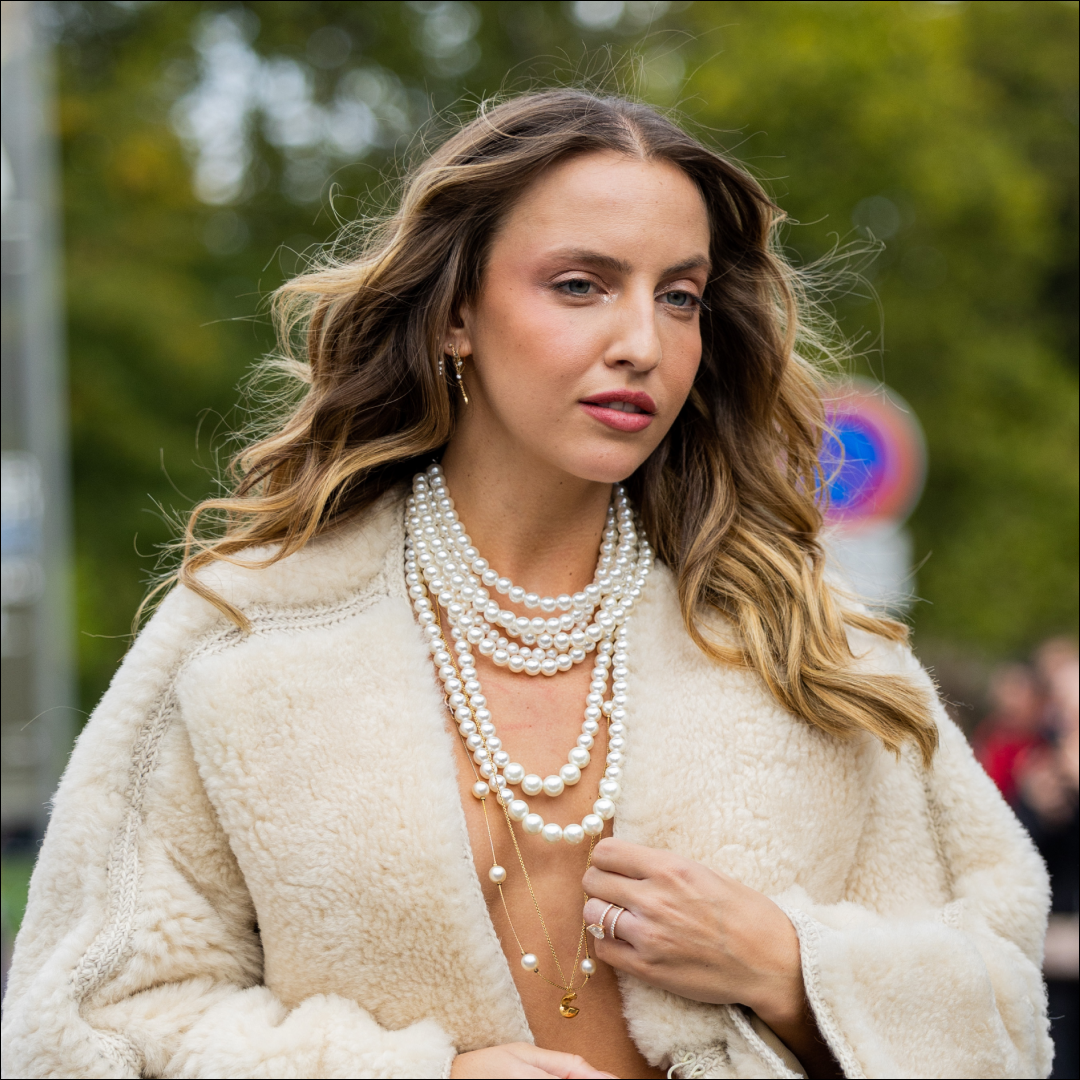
[557, 445, 652, 485]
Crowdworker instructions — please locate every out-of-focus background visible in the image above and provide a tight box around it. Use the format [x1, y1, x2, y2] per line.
[2, 0, 1077, 1065]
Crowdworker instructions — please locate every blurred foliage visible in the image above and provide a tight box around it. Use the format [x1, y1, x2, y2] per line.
[51, 0, 1077, 715]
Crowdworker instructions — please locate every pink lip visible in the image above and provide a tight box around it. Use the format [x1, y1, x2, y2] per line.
[579, 390, 657, 433]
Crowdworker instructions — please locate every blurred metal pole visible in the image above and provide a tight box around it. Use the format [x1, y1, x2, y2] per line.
[1, 1, 75, 845]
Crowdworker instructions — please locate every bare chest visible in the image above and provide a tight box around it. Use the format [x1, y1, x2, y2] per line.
[450, 656, 663, 1077]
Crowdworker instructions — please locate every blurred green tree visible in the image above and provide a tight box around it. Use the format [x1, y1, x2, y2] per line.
[53, 0, 1077, 715]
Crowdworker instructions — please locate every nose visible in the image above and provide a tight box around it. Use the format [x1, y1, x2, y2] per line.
[604, 287, 662, 373]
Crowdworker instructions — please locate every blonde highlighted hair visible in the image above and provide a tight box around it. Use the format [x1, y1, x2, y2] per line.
[178, 90, 936, 764]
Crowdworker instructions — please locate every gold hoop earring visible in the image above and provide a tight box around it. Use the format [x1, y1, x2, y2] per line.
[450, 345, 469, 405]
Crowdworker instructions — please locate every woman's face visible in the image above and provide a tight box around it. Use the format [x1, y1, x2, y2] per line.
[450, 150, 711, 485]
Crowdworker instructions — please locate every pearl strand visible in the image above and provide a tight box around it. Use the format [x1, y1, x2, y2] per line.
[407, 465, 644, 675]
[405, 464, 652, 843]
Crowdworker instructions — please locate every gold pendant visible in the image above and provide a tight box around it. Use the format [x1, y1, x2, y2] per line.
[558, 991, 580, 1019]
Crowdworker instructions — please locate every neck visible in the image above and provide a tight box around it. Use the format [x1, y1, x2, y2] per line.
[439, 441, 612, 599]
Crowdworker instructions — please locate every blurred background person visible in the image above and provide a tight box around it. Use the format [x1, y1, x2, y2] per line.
[1015, 640, 1080, 1080]
[972, 663, 1047, 805]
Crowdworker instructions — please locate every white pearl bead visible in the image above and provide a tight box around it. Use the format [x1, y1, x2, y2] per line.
[541, 823, 564, 843]
[559, 763, 581, 786]
[521, 774, 543, 796]
[488, 864, 507, 884]
[582, 813, 604, 836]
[542, 774, 565, 797]
[568, 746, 590, 768]
[594, 798, 615, 820]
[523, 813, 544, 834]
[540, 658, 558, 676]
[604, 765, 622, 781]
[508, 799, 529, 821]
[599, 778, 620, 799]
[581, 957, 597, 976]
[472, 781, 490, 800]
[504, 762, 525, 785]
[521, 952, 539, 971]
[563, 823, 585, 845]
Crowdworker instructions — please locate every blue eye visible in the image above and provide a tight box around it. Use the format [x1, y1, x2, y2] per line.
[663, 290, 697, 308]
[560, 278, 593, 296]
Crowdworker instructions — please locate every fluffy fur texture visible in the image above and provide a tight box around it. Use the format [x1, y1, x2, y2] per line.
[1, 493, 1052, 1079]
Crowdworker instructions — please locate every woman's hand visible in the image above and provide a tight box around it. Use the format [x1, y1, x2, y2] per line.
[450, 1042, 616, 1079]
[582, 838, 839, 1077]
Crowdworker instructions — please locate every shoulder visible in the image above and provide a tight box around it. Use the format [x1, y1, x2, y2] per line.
[127, 487, 408, 674]
[844, 619, 927, 682]
[186, 486, 407, 617]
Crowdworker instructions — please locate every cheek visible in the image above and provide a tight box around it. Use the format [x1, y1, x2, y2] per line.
[476, 293, 596, 404]
[658, 321, 704, 399]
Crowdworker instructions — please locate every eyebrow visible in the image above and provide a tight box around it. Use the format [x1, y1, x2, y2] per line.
[550, 248, 712, 278]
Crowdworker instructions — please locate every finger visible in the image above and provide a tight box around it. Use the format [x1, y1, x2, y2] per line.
[589, 836, 667, 877]
[582, 898, 646, 947]
[513, 1044, 616, 1078]
[583, 865, 647, 909]
[590, 931, 645, 978]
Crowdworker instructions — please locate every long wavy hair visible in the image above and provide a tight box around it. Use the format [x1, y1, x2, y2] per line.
[178, 89, 937, 763]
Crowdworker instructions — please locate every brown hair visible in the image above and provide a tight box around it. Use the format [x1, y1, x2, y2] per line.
[178, 89, 936, 763]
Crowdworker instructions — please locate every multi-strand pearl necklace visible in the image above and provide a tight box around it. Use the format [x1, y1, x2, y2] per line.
[405, 464, 653, 844]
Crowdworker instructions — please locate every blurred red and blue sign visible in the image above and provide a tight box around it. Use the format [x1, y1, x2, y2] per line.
[820, 379, 926, 528]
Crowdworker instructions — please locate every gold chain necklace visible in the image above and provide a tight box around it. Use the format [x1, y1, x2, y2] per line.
[432, 608, 599, 1018]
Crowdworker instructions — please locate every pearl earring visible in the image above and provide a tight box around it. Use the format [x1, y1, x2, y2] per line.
[450, 344, 469, 405]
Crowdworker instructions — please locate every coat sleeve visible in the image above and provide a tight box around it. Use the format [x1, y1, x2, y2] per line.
[775, 645, 1052, 1080]
[0, 590, 457, 1080]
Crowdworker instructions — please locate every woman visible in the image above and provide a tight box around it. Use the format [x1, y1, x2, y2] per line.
[1, 91, 1050, 1079]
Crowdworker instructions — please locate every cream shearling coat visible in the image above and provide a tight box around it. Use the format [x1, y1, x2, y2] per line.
[0, 492, 1052, 1079]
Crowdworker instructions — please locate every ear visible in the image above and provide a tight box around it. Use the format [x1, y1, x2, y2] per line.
[445, 299, 474, 359]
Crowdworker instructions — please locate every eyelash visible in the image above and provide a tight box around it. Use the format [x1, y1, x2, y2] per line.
[555, 278, 705, 311]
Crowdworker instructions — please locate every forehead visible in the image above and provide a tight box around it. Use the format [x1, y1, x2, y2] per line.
[492, 150, 710, 262]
